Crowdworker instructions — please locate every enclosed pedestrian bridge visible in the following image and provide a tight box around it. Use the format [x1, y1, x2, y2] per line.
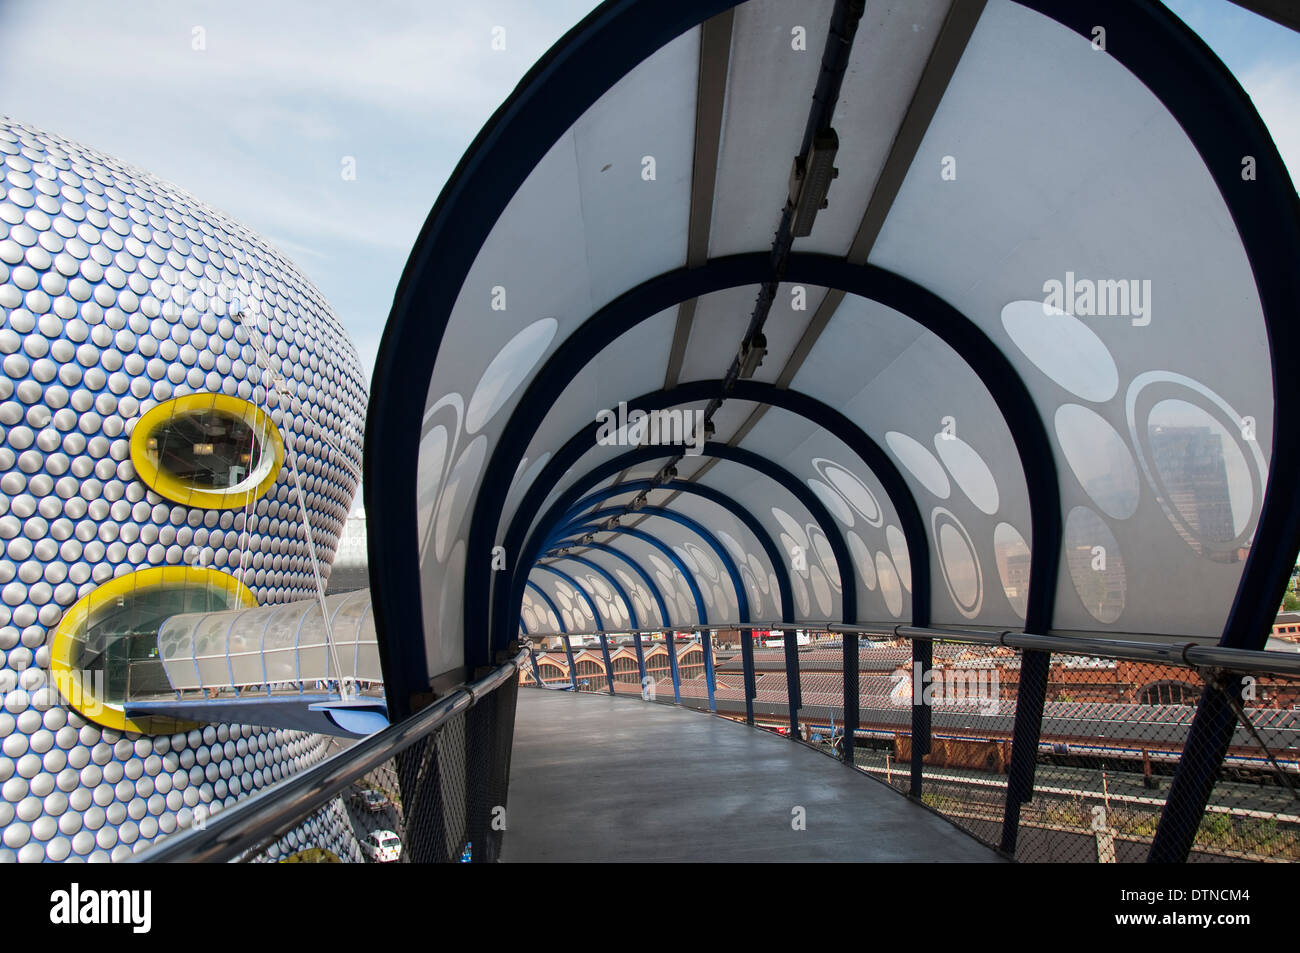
[140, 0, 1300, 864]
[55, 583, 388, 739]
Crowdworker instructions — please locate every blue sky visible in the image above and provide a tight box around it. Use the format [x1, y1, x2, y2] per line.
[1164, 0, 1300, 168]
[0, 1, 1293, 391]
[0, 0, 603, 387]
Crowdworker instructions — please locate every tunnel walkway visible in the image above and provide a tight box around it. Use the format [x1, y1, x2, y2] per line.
[502, 689, 1004, 862]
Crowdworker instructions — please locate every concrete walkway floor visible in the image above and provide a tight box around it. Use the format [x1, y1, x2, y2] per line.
[502, 689, 1004, 862]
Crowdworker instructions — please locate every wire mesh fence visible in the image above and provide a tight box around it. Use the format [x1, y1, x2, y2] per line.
[134, 655, 522, 864]
[247, 682, 521, 864]
[520, 629, 1300, 863]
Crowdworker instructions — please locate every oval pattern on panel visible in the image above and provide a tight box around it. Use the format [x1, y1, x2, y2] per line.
[876, 551, 903, 619]
[1054, 403, 1141, 520]
[1127, 372, 1266, 561]
[931, 507, 982, 619]
[1001, 300, 1119, 402]
[808, 477, 855, 528]
[885, 524, 911, 593]
[846, 531, 878, 591]
[886, 431, 951, 499]
[992, 522, 1031, 621]
[933, 434, 999, 516]
[465, 318, 558, 435]
[816, 458, 883, 527]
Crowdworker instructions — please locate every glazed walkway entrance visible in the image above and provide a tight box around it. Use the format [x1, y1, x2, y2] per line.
[503, 689, 1003, 862]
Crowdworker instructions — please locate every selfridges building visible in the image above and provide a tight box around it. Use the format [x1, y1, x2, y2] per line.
[0, 117, 367, 862]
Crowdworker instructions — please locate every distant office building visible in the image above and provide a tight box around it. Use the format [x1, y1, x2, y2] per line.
[1148, 425, 1237, 559]
[0, 119, 366, 862]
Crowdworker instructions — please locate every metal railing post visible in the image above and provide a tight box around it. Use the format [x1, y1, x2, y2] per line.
[841, 630, 857, 765]
[1000, 648, 1050, 854]
[561, 634, 578, 691]
[131, 651, 525, 863]
[910, 635, 931, 796]
[702, 630, 716, 712]
[599, 632, 615, 695]
[666, 630, 682, 704]
[1148, 678, 1242, 862]
[633, 631, 647, 691]
[741, 627, 755, 726]
[783, 627, 801, 736]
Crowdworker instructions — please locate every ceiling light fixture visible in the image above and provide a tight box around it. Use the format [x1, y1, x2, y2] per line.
[738, 332, 767, 379]
[789, 127, 839, 237]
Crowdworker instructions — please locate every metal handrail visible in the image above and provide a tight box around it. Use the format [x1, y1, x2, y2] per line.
[518, 622, 1300, 678]
[832, 623, 1300, 677]
[130, 648, 527, 863]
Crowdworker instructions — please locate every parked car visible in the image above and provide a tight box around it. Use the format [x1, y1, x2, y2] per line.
[362, 830, 402, 863]
[351, 788, 389, 813]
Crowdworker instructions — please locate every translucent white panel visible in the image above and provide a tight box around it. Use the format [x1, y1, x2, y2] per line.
[676, 284, 826, 386]
[572, 27, 698, 305]
[154, 592, 383, 690]
[886, 432, 951, 499]
[934, 435, 1000, 516]
[330, 589, 370, 645]
[355, 609, 382, 681]
[261, 603, 305, 683]
[509, 308, 678, 515]
[693, 458, 844, 623]
[602, 534, 697, 627]
[571, 547, 668, 629]
[631, 513, 745, 625]
[329, 589, 381, 682]
[652, 491, 783, 621]
[791, 297, 1028, 626]
[525, 398, 714, 545]
[796, 0, 953, 256]
[1054, 404, 1140, 520]
[417, 29, 701, 674]
[521, 588, 563, 636]
[876, 551, 904, 619]
[735, 404, 905, 623]
[192, 615, 231, 689]
[1133, 384, 1266, 558]
[869, 0, 1272, 637]
[993, 522, 1031, 621]
[886, 525, 911, 593]
[298, 601, 329, 680]
[527, 572, 580, 632]
[1002, 302, 1118, 403]
[1063, 507, 1126, 626]
[229, 651, 263, 687]
[709, 0, 836, 257]
[933, 508, 981, 620]
[1150, 402, 1251, 538]
[548, 558, 635, 631]
[157, 620, 198, 690]
[568, 572, 607, 624]
[427, 434, 487, 566]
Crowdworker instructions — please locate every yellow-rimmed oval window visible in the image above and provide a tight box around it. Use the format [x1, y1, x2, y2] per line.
[130, 393, 285, 509]
[50, 566, 259, 733]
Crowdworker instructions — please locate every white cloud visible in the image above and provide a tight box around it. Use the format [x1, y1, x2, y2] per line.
[0, 0, 600, 396]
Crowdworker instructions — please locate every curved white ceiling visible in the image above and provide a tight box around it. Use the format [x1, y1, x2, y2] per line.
[368, 0, 1298, 703]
